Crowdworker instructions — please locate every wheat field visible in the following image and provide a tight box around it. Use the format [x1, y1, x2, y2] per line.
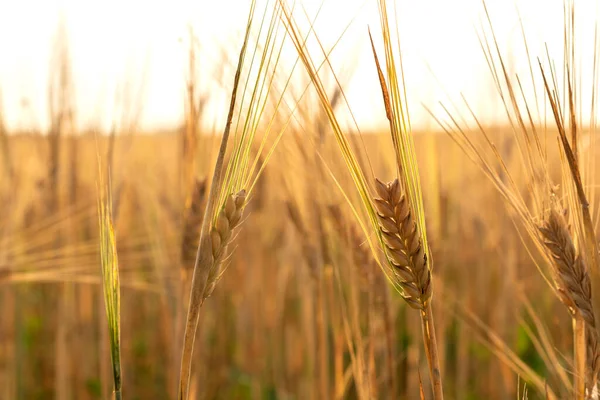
[2, 0, 600, 399]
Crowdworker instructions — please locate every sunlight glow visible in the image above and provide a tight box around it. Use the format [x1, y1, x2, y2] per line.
[0, 0, 598, 132]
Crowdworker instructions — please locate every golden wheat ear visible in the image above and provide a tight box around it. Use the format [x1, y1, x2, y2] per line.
[203, 189, 246, 301]
[539, 209, 600, 390]
[181, 178, 207, 269]
[374, 178, 431, 309]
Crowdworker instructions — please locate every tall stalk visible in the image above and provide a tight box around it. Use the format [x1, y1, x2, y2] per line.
[574, 315, 586, 400]
[421, 307, 443, 400]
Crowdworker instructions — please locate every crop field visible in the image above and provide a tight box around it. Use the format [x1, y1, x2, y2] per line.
[1, 0, 600, 399]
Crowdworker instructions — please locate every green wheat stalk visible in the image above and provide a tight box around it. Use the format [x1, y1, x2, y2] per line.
[98, 171, 122, 400]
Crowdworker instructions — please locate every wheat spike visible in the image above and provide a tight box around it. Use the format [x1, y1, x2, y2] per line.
[539, 209, 600, 384]
[285, 200, 320, 279]
[327, 204, 377, 291]
[374, 178, 432, 310]
[202, 189, 246, 301]
[181, 178, 207, 269]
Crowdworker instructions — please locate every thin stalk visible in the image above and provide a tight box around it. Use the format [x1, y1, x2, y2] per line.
[99, 288, 110, 398]
[574, 315, 586, 400]
[382, 287, 396, 399]
[333, 330, 344, 399]
[366, 288, 378, 399]
[421, 305, 443, 400]
[316, 275, 329, 400]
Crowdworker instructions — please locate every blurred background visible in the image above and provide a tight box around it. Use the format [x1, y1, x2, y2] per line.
[1, 0, 600, 399]
[1, 0, 598, 132]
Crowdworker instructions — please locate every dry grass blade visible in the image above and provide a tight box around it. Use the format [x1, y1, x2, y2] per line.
[447, 291, 559, 400]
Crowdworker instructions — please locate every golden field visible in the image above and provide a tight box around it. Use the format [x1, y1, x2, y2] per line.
[2, 0, 600, 399]
[0, 127, 590, 399]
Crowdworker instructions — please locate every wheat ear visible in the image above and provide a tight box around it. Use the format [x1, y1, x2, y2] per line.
[181, 178, 208, 269]
[202, 190, 246, 301]
[374, 178, 443, 399]
[373, 178, 432, 309]
[540, 209, 600, 394]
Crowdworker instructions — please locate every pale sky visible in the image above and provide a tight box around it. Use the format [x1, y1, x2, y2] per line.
[0, 0, 598, 132]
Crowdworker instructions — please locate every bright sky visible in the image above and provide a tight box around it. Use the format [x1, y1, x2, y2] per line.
[0, 0, 598, 132]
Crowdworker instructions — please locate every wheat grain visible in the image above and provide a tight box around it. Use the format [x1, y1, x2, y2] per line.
[374, 178, 432, 310]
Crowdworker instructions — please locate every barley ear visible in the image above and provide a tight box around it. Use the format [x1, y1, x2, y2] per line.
[203, 190, 246, 301]
[181, 178, 208, 269]
[540, 209, 600, 392]
[374, 178, 432, 310]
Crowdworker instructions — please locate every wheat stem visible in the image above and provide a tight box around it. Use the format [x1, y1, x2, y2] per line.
[382, 287, 397, 399]
[421, 306, 443, 400]
[575, 315, 586, 400]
